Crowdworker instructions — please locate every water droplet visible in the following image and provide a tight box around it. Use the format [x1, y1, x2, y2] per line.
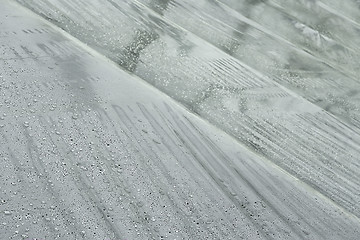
[80, 166, 88, 171]
[23, 122, 29, 127]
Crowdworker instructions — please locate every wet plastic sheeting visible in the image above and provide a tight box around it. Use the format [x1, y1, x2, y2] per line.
[1, 0, 360, 239]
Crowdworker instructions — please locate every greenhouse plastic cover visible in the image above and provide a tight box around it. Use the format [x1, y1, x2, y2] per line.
[1, 0, 360, 239]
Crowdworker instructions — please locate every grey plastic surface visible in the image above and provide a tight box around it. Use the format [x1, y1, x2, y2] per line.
[1, 0, 360, 239]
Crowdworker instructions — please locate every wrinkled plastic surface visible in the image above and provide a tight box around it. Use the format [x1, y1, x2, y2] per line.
[1, 0, 360, 239]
